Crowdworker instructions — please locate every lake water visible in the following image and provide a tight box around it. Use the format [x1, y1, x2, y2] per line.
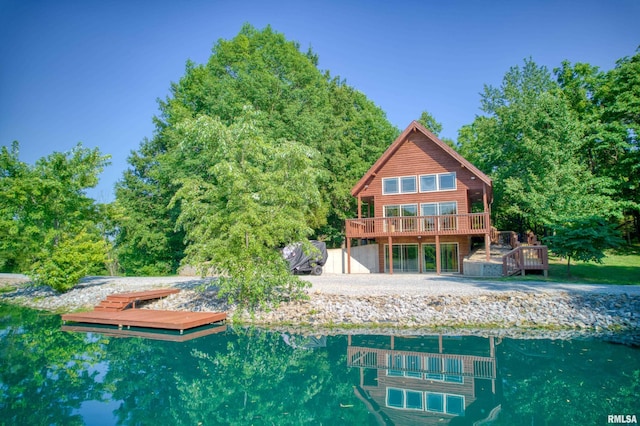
[1, 304, 638, 425]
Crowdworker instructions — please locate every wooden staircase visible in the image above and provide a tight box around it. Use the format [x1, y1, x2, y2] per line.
[502, 245, 549, 277]
[93, 289, 180, 312]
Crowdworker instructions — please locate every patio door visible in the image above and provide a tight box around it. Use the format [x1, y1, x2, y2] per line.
[422, 243, 459, 273]
[384, 244, 419, 273]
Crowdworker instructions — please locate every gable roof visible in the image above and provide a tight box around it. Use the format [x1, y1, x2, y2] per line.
[351, 120, 493, 196]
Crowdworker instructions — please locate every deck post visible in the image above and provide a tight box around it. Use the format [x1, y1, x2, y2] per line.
[435, 235, 441, 275]
[388, 236, 393, 274]
[485, 233, 491, 261]
[346, 237, 352, 274]
[490, 336, 496, 393]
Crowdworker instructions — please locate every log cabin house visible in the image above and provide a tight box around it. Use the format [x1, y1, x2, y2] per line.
[345, 121, 493, 274]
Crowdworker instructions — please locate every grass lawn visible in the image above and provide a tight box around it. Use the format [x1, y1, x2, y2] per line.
[512, 245, 640, 285]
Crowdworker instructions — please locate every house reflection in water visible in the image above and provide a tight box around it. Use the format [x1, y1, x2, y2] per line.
[347, 334, 502, 425]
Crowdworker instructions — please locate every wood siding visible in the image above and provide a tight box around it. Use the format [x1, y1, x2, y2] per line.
[357, 131, 488, 217]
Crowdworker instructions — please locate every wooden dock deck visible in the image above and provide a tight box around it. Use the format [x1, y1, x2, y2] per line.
[61, 309, 226, 333]
[61, 288, 226, 334]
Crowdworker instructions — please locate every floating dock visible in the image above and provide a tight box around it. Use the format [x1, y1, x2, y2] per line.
[61, 288, 226, 335]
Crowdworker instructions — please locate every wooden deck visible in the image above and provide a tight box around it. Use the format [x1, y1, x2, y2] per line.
[345, 213, 490, 239]
[93, 288, 180, 311]
[61, 288, 226, 334]
[61, 323, 227, 342]
[62, 309, 226, 333]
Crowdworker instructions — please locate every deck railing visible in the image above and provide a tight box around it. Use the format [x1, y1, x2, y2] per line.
[347, 346, 496, 379]
[345, 213, 490, 238]
[491, 228, 519, 248]
[502, 245, 549, 277]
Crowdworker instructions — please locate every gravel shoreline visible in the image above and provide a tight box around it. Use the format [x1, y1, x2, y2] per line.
[2, 274, 639, 339]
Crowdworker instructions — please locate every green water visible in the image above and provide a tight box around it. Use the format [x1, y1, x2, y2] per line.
[1, 304, 638, 425]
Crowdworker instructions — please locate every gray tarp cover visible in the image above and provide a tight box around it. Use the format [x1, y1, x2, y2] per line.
[283, 241, 328, 273]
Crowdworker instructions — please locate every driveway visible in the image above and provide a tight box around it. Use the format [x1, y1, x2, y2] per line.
[300, 274, 640, 296]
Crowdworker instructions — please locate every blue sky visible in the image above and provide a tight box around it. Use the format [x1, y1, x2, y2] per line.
[1, 0, 638, 202]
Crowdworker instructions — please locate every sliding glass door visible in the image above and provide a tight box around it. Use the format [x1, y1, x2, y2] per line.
[384, 244, 419, 273]
[422, 243, 459, 273]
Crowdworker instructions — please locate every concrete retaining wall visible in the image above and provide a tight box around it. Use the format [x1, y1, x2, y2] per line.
[462, 259, 503, 277]
[323, 244, 379, 274]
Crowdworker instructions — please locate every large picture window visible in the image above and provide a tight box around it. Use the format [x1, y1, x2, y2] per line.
[426, 392, 465, 415]
[382, 176, 417, 195]
[386, 388, 424, 411]
[419, 172, 456, 192]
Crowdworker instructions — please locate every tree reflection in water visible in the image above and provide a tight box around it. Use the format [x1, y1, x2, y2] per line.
[1, 304, 638, 425]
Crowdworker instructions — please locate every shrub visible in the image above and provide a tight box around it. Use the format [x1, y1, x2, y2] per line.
[30, 230, 108, 292]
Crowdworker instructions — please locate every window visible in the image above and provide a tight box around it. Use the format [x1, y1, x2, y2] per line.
[406, 391, 423, 410]
[382, 176, 417, 194]
[406, 355, 422, 378]
[439, 173, 456, 190]
[424, 355, 464, 381]
[425, 356, 444, 380]
[387, 388, 404, 408]
[385, 204, 418, 233]
[383, 178, 399, 194]
[387, 354, 422, 378]
[384, 205, 401, 218]
[420, 202, 458, 231]
[445, 358, 464, 383]
[386, 388, 423, 411]
[426, 393, 444, 413]
[419, 172, 456, 192]
[401, 176, 417, 193]
[388, 354, 404, 376]
[419, 174, 436, 192]
[426, 392, 465, 415]
[423, 243, 460, 273]
[446, 395, 465, 416]
[384, 244, 419, 273]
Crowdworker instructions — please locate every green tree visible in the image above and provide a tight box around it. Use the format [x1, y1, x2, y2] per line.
[417, 110, 456, 148]
[115, 24, 397, 275]
[556, 53, 640, 240]
[170, 111, 322, 307]
[0, 142, 110, 291]
[417, 110, 443, 136]
[458, 59, 622, 234]
[544, 217, 624, 276]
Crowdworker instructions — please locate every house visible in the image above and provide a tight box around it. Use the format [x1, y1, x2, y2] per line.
[347, 334, 502, 424]
[345, 121, 493, 274]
